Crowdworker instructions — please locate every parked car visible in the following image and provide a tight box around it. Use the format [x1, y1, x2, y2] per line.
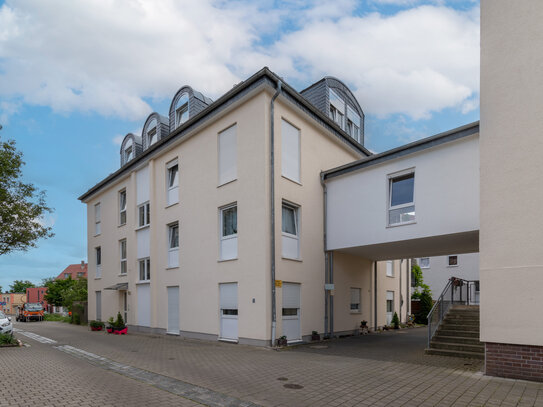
[16, 303, 44, 322]
[0, 311, 13, 335]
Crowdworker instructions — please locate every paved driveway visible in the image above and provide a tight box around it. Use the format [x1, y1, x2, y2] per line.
[6, 321, 543, 407]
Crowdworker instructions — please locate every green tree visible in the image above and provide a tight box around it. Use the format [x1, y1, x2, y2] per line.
[411, 264, 433, 324]
[44, 277, 87, 311]
[0, 285, 3, 293]
[9, 280, 35, 293]
[0, 137, 54, 255]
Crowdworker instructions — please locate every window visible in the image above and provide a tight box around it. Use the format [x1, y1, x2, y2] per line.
[139, 257, 150, 281]
[448, 255, 458, 267]
[124, 139, 134, 162]
[218, 125, 237, 186]
[95, 247, 102, 278]
[175, 93, 189, 128]
[282, 202, 300, 259]
[329, 89, 345, 129]
[168, 223, 179, 268]
[94, 203, 101, 235]
[350, 288, 361, 312]
[120, 239, 127, 275]
[138, 202, 150, 227]
[386, 292, 394, 313]
[119, 190, 127, 225]
[419, 257, 430, 268]
[167, 160, 179, 206]
[386, 260, 394, 277]
[220, 204, 237, 260]
[77, 272, 84, 278]
[281, 119, 301, 183]
[64, 273, 70, 279]
[388, 172, 415, 225]
[347, 106, 361, 143]
[147, 118, 157, 147]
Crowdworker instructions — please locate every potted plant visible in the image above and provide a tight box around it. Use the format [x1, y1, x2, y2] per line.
[311, 330, 320, 341]
[89, 320, 105, 331]
[360, 320, 369, 334]
[276, 335, 287, 347]
[106, 317, 115, 333]
[391, 312, 400, 329]
[113, 312, 127, 335]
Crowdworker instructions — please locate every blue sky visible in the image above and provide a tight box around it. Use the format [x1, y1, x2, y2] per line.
[0, 0, 479, 291]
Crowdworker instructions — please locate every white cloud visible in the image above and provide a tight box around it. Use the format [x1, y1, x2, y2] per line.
[0, 1, 479, 122]
[112, 135, 125, 146]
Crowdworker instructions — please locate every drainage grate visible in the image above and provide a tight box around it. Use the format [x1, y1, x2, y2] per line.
[283, 384, 303, 389]
[277, 377, 288, 381]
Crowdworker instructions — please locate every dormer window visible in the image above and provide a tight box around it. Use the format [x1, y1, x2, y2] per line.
[147, 118, 158, 147]
[175, 93, 189, 128]
[124, 139, 133, 162]
[329, 89, 345, 129]
[347, 106, 361, 143]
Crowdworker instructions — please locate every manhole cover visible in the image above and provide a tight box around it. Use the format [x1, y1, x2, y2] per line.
[277, 377, 288, 381]
[284, 384, 304, 389]
[309, 345, 328, 349]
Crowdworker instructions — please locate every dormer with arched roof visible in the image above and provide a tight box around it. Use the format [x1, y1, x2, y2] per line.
[300, 77, 365, 146]
[169, 86, 213, 133]
[142, 113, 169, 151]
[120, 133, 143, 166]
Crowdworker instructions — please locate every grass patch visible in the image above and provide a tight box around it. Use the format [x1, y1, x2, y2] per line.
[44, 313, 71, 323]
[0, 333, 17, 346]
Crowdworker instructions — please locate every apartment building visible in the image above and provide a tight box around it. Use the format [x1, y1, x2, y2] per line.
[1, 293, 26, 315]
[80, 69, 409, 345]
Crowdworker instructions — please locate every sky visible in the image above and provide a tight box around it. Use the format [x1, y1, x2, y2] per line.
[0, 0, 480, 291]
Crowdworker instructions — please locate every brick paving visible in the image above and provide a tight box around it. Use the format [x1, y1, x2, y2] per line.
[7, 321, 543, 406]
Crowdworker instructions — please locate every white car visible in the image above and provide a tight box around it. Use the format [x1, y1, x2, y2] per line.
[0, 311, 13, 335]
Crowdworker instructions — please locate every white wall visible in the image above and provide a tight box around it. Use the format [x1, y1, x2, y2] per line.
[326, 134, 479, 259]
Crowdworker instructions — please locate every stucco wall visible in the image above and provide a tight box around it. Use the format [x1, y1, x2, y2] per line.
[480, 0, 543, 346]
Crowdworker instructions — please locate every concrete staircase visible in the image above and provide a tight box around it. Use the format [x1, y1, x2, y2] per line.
[426, 305, 484, 359]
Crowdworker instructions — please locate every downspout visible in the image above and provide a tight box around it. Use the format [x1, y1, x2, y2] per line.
[330, 251, 334, 338]
[374, 261, 378, 331]
[399, 259, 403, 323]
[270, 80, 282, 346]
[407, 259, 411, 321]
[320, 173, 329, 338]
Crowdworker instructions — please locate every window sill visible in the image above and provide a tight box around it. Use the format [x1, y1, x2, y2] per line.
[350, 311, 362, 314]
[218, 179, 237, 188]
[281, 175, 302, 186]
[282, 256, 303, 262]
[118, 274, 128, 277]
[135, 225, 150, 232]
[386, 220, 416, 228]
[218, 258, 238, 263]
[118, 223, 126, 228]
[94, 234, 101, 237]
[166, 266, 179, 270]
[136, 281, 150, 285]
[386, 275, 395, 278]
[165, 202, 179, 209]
[94, 278, 101, 280]
[447, 265, 459, 268]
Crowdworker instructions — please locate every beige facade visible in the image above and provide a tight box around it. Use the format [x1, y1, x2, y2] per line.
[82, 69, 408, 345]
[1, 293, 26, 315]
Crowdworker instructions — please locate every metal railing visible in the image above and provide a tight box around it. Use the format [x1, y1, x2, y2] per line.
[427, 277, 479, 347]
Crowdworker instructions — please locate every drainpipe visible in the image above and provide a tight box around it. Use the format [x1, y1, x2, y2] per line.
[320, 173, 328, 338]
[270, 80, 282, 346]
[330, 251, 334, 338]
[399, 259, 403, 323]
[407, 259, 411, 321]
[374, 261, 378, 331]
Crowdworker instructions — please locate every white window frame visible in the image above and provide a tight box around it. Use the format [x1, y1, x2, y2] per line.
[120, 239, 127, 275]
[146, 119, 158, 148]
[95, 246, 102, 278]
[448, 255, 458, 267]
[124, 141, 133, 163]
[388, 170, 415, 226]
[166, 160, 179, 206]
[419, 257, 430, 269]
[94, 203, 101, 235]
[219, 203, 237, 260]
[119, 190, 127, 226]
[386, 260, 394, 277]
[175, 93, 189, 128]
[218, 124, 237, 186]
[281, 201, 300, 259]
[281, 119, 301, 184]
[168, 222, 179, 268]
[139, 257, 150, 281]
[350, 287, 361, 313]
[138, 202, 150, 228]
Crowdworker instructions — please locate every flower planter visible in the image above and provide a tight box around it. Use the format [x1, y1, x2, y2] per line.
[276, 337, 287, 347]
[113, 327, 127, 335]
[311, 334, 320, 341]
[106, 327, 114, 334]
[90, 326, 103, 332]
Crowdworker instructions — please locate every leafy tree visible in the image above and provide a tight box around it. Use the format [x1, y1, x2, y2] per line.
[411, 264, 433, 324]
[0, 285, 3, 293]
[0, 137, 54, 255]
[44, 277, 87, 311]
[9, 280, 35, 293]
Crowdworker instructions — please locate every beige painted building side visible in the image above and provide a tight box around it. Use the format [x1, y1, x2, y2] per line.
[480, 0, 543, 346]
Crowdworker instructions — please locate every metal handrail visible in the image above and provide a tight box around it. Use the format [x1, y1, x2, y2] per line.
[427, 277, 479, 348]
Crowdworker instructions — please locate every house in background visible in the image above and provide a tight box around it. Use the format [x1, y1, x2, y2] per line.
[55, 261, 88, 280]
[26, 287, 48, 311]
[0, 293, 26, 315]
[79, 68, 409, 345]
[414, 254, 479, 302]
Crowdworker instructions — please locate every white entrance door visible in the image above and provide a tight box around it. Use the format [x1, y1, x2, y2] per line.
[386, 291, 394, 325]
[167, 286, 180, 334]
[95, 291, 101, 321]
[219, 283, 238, 341]
[282, 283, 301, 343]
[137, 284, 151, 327]
[123, 291, 128, 324]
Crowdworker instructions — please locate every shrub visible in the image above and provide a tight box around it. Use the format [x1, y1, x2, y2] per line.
[89, 320, 105, 329]
[72, 313, 81, 325]
[415, 292, 434, 325]
[44, 313, 70, 323]
[114, 312, 125, 328]
[391, 312, 400, 329]
[0, 333, 17, 345]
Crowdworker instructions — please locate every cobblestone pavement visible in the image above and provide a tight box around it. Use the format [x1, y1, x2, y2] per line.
[7, 321, 543, 407]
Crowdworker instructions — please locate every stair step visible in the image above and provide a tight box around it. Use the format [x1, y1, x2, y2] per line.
[432, 335, 482, 345]
[425, 348, 484, 360]
[438, 329, 479, 338]
[441, 322, 480, 328]
[430, 341, 484, 353]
